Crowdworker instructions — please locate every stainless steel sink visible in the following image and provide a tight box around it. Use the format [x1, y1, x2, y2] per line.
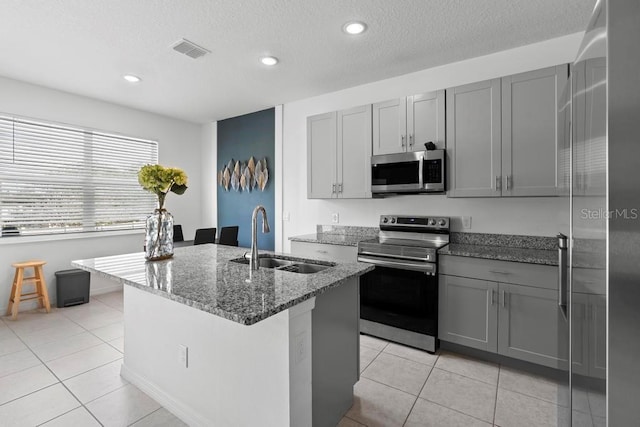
[280, 263, 331, 274]
[258, 258, 293, 268]
[229, 255, 334, 274]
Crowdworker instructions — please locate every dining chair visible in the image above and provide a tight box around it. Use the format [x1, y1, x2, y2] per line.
[194, 228, 217, 245]
[218, 226, 239, 246]
[173, 224, 184, 242]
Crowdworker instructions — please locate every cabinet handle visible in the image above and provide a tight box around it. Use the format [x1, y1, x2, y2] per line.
[496, 176, 502, 191]
[505, 175, 512, 190]
[500, 290, 507, 307]
[490, 270, 510, 275]
[332, 183, 336, 194]
[316, 250, 328, 254]
[401, 135, 406, 147]
[338, 183, 343, 193]
[409, 134, 414, 148]
[491, 289, 496, 306]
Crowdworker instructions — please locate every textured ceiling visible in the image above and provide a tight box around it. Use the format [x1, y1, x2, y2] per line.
[0, 0, 595, 123]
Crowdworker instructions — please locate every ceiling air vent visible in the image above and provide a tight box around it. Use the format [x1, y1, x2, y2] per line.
[171, 39, 210, 59]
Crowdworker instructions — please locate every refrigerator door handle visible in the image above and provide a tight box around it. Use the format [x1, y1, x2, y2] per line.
[557, 233, 568, 320]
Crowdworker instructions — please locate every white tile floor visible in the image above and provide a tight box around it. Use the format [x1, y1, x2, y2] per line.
[342, 334, 606, 427]
[0, 291, 186, 427]
[1, 291, 604, 426]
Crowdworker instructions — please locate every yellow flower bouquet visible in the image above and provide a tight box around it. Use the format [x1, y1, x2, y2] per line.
[138, 164, 188, 210]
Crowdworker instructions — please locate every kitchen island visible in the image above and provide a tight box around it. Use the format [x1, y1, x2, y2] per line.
[72, 244, 373, 427]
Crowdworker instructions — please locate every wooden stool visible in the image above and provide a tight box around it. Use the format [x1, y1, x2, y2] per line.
[6, 260, 51, 320]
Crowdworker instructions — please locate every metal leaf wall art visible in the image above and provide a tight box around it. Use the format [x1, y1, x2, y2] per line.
[218, 156, 269, 192]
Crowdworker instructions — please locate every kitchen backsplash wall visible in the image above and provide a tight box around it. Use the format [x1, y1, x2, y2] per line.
[279, 33, 582, 252]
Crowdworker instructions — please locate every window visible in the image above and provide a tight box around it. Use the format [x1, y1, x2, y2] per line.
[0, 115, 158, 236]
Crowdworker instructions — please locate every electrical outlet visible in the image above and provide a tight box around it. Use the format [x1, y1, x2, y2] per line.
[462, 216, 472, 229]
[178, 344, 188, 368]
[331, 213, 339, 223]
[282, 211, 290, 221]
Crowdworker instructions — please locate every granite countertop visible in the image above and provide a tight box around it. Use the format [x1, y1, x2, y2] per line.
[289, 225, 378, 247]
[438, 232, 559, 266]
[288, 233, 370, 247]
[72, 245, 373, 326]
[439, 243, 558, 266]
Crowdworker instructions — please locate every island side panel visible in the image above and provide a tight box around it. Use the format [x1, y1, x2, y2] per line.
[122, 286, 310, 427]
[311, 277, 360, 427]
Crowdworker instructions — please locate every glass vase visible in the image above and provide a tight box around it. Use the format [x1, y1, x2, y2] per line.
[144, 209, 174, 261]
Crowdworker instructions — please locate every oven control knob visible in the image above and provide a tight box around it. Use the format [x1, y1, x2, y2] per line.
[439, 219, 446, 226]
[428, 219, 436, 226]
[391, 218, 396, 224]
[382, 217, 388, 224]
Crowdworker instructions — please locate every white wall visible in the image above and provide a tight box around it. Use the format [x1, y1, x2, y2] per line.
[201, 122, 217, 228]
[0, 76, 203, 309]
[281, 33, 583, 252]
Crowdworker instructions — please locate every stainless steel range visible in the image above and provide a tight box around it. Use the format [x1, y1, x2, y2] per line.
[357, 215, 449, 353]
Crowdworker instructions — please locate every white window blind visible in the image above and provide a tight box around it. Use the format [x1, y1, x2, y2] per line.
[0, 115, 158, 236]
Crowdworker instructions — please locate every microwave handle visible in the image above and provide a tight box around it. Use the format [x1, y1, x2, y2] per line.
[418, 155, 424, 188]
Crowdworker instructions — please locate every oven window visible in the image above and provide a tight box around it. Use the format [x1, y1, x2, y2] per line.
[371, 161, 419, 186]
[423, 159, 442, 184]
[360, 266, 437, 336]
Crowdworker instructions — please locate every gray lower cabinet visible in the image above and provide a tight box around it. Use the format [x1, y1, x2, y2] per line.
[439, 255, 568, 369]
[572, 293, 606, 379]
[438, 275, 498, 352]
[589, 294, 606, 379]
[497, 283, 568, 368]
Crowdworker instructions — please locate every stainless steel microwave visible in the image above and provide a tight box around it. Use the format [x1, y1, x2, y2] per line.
[371, 149, 445, 195]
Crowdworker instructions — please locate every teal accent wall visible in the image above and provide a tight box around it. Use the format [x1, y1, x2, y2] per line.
[217, 108, 275, 250]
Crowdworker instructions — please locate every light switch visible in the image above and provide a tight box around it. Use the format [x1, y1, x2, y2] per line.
[332, 213, 339, 223]
[462, 216, 472, 229]
[283, 211, 290, 221]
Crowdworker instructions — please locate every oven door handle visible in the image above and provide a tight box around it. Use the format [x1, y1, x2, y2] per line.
[357, 255, 436, 274]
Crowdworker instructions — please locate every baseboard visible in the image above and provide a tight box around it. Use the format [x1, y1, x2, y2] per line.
[440, 340, 566, 381]
[120, 364, 210, 427]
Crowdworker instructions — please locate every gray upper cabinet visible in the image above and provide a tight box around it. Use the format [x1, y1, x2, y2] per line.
[446, 79, 502, 197]
[447, 65, 568, 198]
[337, 105, 372, 199]
[307, 112, 336, 199]
[439, 275, 498, 352]
[501, 65, 569, 196]
[407, 91, 445, 152]
[373, 90, 445, 155]
[307, 105, 372, 199]
[372, 98, 406, 155]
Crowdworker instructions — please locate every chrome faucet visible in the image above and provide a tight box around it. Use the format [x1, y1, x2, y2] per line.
[250, 205, 270, 271]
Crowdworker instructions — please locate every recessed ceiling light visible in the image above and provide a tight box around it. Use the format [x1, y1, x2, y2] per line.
[260, 56, 279, 66]
[123, 74, 141, 83]
[343, 21, 367, 35]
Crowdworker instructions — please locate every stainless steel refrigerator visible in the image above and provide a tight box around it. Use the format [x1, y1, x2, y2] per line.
[559, 0, 640, 425]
